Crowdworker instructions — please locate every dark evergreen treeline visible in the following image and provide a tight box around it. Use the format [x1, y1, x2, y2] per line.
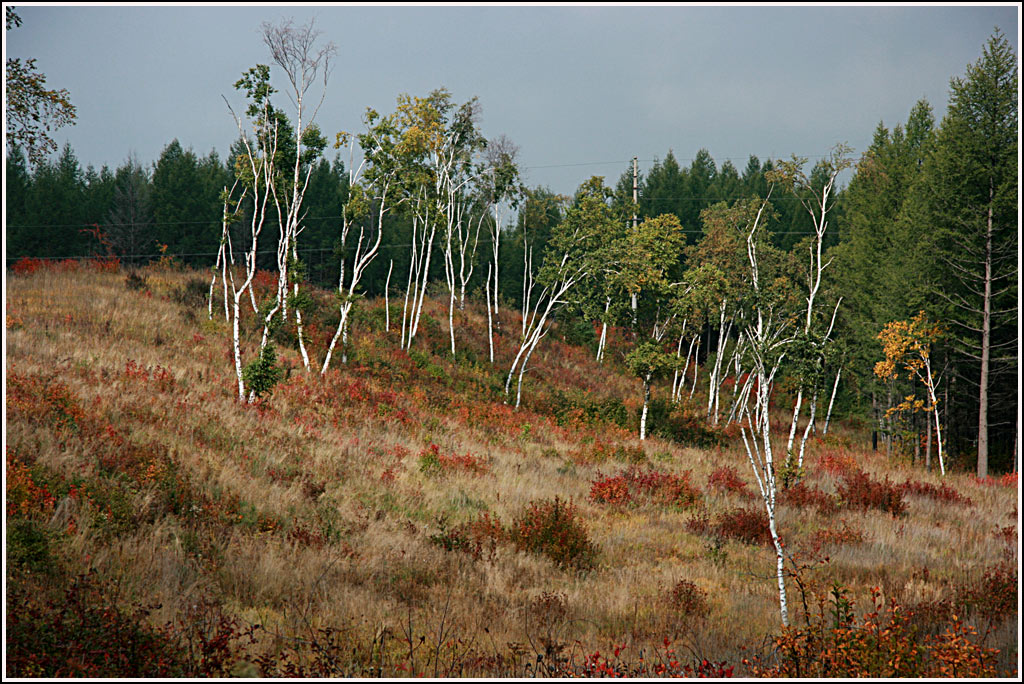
[4, 32, 1016, 475]
[3, 140, 821, 297]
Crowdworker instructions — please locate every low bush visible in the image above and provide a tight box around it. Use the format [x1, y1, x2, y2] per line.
[6, 573, 190, 677]
[816, 449, 859, 476]
[668, 579, 709, 618]
[959, 561, 1017, 625]
[589, 466, 702, 509]
[714, 506, 773, 546]
[429, 512, 506, 561]
[707, 465, 754, 499]
[837, 470, 907, 516]
[509, 497, 598, 571]
[779, 481, 840, 515]
[687, 506, 772, 546]
[648, 399, 728, 448]
[569, 440, 646, 466]
[242, 344, 284, 399]
[417, 443, 489, 477]
[743, 585, 1001, 677]
[899, 479, 973, 506]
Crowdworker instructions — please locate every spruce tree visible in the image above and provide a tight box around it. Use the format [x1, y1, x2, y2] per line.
[918, 30, 1018, 477]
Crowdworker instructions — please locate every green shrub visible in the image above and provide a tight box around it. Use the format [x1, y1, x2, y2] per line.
[6, 519, 54, 576]
[242, 345, 284, 399]
[173, 276, 208, 308]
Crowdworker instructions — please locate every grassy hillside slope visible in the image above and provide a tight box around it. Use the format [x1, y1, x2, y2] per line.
[5, 262, 1018, 677]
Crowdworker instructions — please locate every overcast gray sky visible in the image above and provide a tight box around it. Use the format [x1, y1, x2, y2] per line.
[5, 3, 1020, 196]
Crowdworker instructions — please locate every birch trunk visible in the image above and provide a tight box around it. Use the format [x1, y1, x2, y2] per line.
[640, 374, 651, 441]
[822, 364, 841, 435]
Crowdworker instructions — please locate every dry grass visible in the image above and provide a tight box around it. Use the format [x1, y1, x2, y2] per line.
[5, 264, 1019, 677]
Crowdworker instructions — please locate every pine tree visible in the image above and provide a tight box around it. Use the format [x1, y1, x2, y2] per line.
[918, 30, 1018, 477]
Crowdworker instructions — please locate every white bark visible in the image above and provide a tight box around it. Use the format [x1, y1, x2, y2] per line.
[384, 258, 393, 332]
[322, 177, 389, 375]
[222, 94, 277, 403]
[640, 374, 651, 441]
[797, 395, 817, 469]
[505, 248, 585, 405]
[596, 297, 611, 363]
[485, 262, 495, 363]
[822, 363, 842, 435]
[734, 184, 794, 627]
[261, 20, 335, 371]
[782, 150, 847, 468]
[688, 335, 700, 399]
[403, 189, 438, 351]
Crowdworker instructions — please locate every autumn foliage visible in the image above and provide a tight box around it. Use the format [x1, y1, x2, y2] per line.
[744, 586, 1001, 678]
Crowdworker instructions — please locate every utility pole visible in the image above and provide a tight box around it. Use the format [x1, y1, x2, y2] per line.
[632, 156, 638, 230]
[630, 156, 638, 325]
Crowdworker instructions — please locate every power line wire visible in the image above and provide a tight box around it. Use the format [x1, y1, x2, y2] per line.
[4, 192, 844, 230]
[6, 223, 844, 263]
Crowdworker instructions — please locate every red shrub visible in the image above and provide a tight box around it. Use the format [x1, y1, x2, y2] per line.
[668, 580, 709, 618]
[569, 440, 646, 466]
[418, 444, 489, 477]
[11, 257, 46, 275]
[430, 512, 507, 561]
[959, 562, 1018, 625]
[6, 455, 58, 519]
[589, 473, 632, 506]
[974, 472, 1018, 488]
[509, 497, 598, 570]
[7, 372, 87, 433]
[805, 520, 865, 554]
[837, 470, 907, 516]
[899, 479, 973, 506]
[779, 481, 839, 515]
[744, 586, 1000, 678]
[707, 466, 754, 499]
[630, 468, 702, 508]
[589, 467, 701, 509]
[816, 449, 858, 476]
[713, 507, 773, 546]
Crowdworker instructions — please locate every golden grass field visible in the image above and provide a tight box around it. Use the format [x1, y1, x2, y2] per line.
[5, 263, 1019, 677]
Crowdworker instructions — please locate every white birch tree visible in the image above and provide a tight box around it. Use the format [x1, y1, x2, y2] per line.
[505, 177, 611, 407]
[771, 145, 853, 470]
[221, 65, 280, 402]
[731, 190, 801, 628]
[260, 19, 335, 372]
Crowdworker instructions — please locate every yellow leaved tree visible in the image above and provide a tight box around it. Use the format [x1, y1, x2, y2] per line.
[874, 311, 946, 475]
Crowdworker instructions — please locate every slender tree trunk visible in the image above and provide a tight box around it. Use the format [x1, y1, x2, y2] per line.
[671, 331, 686, 403]
[886, 383, 894, 460]
[640, 374, 651, 441]
[707, 303, 729, 421]
[448, 281, 457, 356]
[322, 302, 351, 373]
[384, 258, 393, 332]
[400, 217, 419, 349]
[689, 335, 700, 399]
[977, 198, 993, 478]
[925, 407, 933, 472]
[485, 262, 495, 363]
[872, 391, 878, 452]
[596, 297, 610, 363]
[822, 364, 841, 435]
[408, 221, 436, 350]
[232, 294, 246, 401]
[786, 389, 803, 461]
[293, 239, 311, 371]
[797, 394, 817, 469]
